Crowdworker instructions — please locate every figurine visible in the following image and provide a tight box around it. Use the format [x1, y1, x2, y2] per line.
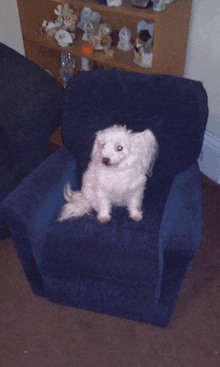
[104, 49, 115, 58]
[62, 4, 77, 33]
[82, 22, 95, 41]
[117, 27, 133, 51]
[152, 0, 174, 12]
[134, 20, 154, 68]
[38, 3, 78, 47]
[136, 29, 152, 48]
[132, 0, 150, 8]
[107, 0, 122, 7]
[134, 44, 153, 68]
[137, 20, 154, 42]
[77, 7, 101, 32]
[54, 4, 64, 28]
[39, 20, 57, 37]
[91, 23, 112, 50]
[54, 4, 77, 31]
[54, 30, 73, 47]
[59, 51, 75, 86]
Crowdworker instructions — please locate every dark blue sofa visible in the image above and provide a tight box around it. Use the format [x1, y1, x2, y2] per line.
[0, 71, 208, 326]
[0, 43, 64, 237]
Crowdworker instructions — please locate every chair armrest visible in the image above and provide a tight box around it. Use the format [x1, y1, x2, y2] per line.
[0, 146, 79, 230]
[153, 163, 203, 326]
[159, 162, 203, 254]
[0, 146, 79, 296]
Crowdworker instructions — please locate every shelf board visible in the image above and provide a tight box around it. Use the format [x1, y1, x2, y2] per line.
[32, 34, 154, 73]
[51, 0, 162, 20]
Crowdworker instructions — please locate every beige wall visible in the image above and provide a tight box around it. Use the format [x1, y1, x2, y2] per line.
[0, 0, 24, 55]
[184, 0, 220, 139]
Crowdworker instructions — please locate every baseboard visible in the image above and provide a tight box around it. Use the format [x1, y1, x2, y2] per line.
[198, 131, 220, 184]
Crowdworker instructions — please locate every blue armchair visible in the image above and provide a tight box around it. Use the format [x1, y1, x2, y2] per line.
[0, 43, 64, 237]
[0, 71, 208, 326]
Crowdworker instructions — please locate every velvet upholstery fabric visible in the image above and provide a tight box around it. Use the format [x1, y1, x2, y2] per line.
[0, 71, 208, 326]
[0, 43, 64, 204]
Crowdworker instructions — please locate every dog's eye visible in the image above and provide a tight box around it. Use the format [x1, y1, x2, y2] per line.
[116, 146, 123, 151]
[101, 143, 105, 148]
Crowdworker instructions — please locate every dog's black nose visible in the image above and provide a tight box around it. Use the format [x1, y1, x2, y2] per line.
[102, 157, 110, 166]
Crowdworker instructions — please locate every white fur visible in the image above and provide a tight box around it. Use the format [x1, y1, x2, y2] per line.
[58, 125, 158, 223]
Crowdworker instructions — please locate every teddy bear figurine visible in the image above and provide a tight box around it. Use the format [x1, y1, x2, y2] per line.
[62, 4, 78, 34]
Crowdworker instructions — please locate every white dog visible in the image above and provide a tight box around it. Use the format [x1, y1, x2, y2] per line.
[58, 125, 158, 223]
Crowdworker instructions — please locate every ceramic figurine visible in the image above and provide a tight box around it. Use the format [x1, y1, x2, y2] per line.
[54, 29, 73, 47]
[134, 44, 153, 68]
[37, 3, 78, 46]
[91, 23, 112, 50]
[62, 5, 77, 33]
[134, 20, 154, 68]
[117, 27, 133, 51]
[107, 0, 122, 7]
[54, 4, 64, 28]
[82, 22, 95, 41]
[104, 49, 115, 58]
[92, 33, 112, 50]
[40, 20, 57, 37]
[152, 0, 174, 12]
[77, 7, 101, 42]
[132, 0, 150, 8]
[77, 7, 101, 31]
[137, 20, 154, 41]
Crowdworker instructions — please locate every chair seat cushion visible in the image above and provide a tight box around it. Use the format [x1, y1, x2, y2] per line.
[41, 195, 167, 323]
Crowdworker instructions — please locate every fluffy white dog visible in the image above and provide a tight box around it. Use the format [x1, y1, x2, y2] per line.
[58, 125, 158, 223]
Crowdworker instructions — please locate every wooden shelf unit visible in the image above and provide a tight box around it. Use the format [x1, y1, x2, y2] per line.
[17, 0, 192, 79]
[17, 0, 192, 148]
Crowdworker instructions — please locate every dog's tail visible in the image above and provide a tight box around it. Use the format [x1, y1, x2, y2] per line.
[57, 182, 91, 222]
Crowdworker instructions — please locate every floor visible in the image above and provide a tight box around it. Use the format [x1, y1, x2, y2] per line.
[0, 175, 220, 367]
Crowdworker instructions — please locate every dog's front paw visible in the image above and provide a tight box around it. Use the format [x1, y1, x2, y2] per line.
[129, 210, 143, 222]
[97, 213, 111, 223]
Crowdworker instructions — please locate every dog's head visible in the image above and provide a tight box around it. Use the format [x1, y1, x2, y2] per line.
[91, 125, 132, 167]
[91, 125, 158, 175]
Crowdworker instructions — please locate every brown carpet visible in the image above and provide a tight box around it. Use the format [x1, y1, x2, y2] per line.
[1, 175, 220, 367]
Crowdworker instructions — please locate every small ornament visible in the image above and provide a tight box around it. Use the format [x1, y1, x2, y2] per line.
[117, 27, 133, 51]
[132, 0, 150, 8]
[137, 20, 154, 40]
[54, 4, 64, 28]
[152, 0, 174, 12]
[134, 45, 153, 68]
[81, 44, 94, 56]
[134, 20, 154, 68]
[104, 49, 115, 58]
[107, 0, 122, 7]
[54, 30, 73, 47]
[77, 7, 101, 31]
[36, 20, 57, 37]
[37, 3, 78, 46]
[62, 7, 77, 33]
[91, 23, 112, 50]
[59, 51, 75, 86]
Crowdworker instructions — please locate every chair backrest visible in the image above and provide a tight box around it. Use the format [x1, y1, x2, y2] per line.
[62, 71, 208, 186]
[0, 42, 64, 202]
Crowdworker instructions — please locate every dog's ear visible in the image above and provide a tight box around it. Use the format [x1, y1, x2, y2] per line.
[91, 131, 102, 163]
[132, 129, 159, 176]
